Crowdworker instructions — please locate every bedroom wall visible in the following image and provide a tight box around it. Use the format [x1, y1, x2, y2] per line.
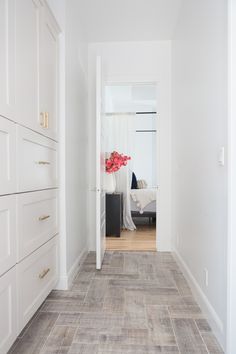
[171, 0, 228, 349]
[88, 41, 172, 251]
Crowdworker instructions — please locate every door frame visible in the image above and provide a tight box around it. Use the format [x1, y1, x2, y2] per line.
[104, 76, 171, 252]
[227, 0, 236, 352]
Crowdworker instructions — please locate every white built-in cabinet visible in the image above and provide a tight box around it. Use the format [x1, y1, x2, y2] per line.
[15, 0, 59, 141]
[0, 117, 16, 195]
[0, 0, 15, 120]
[0, 267, 17, 354]
[0, 195, 16, 276]
[0, 1, 60, 353]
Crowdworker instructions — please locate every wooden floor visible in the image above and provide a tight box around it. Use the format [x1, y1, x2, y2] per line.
[106, 223, 156, 251]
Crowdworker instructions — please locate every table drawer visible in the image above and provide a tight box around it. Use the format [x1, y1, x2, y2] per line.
[0, 195, 16, 276]
[17, 126, 58, 192]
[17, 236, 58, 332]
[17, 190, 59, 261]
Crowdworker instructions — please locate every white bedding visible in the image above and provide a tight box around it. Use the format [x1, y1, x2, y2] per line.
[131, 199, 156, 213]
[130, 188, 157, 214]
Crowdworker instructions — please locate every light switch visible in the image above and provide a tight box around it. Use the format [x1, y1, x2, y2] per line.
[218, 147, 225, 166]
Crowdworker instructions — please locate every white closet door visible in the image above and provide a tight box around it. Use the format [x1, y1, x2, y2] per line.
[0, 0, 15, 120]
[96, 56, 106, 270]
[39, 6, 59, 141]
[15, 0, 41, 129]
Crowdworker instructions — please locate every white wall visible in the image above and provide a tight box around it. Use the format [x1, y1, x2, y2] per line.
[47, 0, 89, 288]
[65, 2, 89, 278]
[88, 41, 172, 251]
[172, 0, 228, 349]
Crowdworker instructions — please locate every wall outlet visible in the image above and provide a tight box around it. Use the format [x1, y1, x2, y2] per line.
[204, 268, 209, 287]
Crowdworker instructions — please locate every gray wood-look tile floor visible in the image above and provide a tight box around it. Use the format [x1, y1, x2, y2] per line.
[9, 252, 224, 354]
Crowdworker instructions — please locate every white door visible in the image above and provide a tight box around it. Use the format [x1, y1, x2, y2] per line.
[0, 0, 15, 120]
[96, 56, 106, 270]
[15, 0, 41, 129]
[15, 0, 59, 140]
[39, 6, 59, 140]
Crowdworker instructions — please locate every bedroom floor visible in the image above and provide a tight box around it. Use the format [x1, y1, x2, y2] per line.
[9, 251, 223, 354]
[106, 219, 156, 251]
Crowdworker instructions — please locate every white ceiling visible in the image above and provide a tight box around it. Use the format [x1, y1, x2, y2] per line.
[75, 0, 183, 42]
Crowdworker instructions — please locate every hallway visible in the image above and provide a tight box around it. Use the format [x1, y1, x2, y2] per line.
[9, 252, 223, 354]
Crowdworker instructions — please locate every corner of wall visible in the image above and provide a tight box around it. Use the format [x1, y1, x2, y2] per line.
[56, 245, 89, 290]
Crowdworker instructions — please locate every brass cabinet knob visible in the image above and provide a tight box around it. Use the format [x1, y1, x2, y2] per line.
[39, 268, 50, 279]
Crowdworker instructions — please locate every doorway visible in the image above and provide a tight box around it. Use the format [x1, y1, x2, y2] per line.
[103, 83, 158, 251]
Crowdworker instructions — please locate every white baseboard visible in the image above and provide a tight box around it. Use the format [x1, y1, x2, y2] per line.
[173, 248, 225, 352]
[56, 246, 88, 290]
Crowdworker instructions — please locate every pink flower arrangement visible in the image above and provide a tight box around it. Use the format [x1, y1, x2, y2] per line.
[106, 151, 131, 174]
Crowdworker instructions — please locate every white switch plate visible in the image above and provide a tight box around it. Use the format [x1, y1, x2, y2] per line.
[204, 268, 209, 287]
[218, 147, 225, 166]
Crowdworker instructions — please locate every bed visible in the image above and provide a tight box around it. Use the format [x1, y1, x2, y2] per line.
[130, 188, 157, 221]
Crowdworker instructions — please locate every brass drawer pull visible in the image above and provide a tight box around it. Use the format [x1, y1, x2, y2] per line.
[39, 112, 49, 129]
[36, 161, 51, 165]
[45, 112, 49, 129]
[39, 268, 50, 279]
[38, 215, 50, 221]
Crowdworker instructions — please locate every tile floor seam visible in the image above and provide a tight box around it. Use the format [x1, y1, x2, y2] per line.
[167, 307, 181, 354]
[194, 319, 211, 354]
[37, 313, 60, 354]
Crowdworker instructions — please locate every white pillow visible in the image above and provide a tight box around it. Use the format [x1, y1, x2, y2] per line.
[137, 179, 148, 189]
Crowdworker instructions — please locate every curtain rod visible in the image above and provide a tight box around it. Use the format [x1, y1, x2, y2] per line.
[105, 112, 157, 116]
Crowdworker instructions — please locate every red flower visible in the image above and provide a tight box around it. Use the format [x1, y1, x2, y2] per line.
[105, 151, 131, 173]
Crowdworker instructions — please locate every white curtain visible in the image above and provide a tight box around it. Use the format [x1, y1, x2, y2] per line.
[106, 114, 136, 230]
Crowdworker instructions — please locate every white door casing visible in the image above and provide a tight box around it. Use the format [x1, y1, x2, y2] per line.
[96, 56, 106, 270]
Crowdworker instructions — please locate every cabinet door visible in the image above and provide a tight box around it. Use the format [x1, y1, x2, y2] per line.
[0, 195, 16, 277]
[15, 0, 41, 130]
[0, 117, 16, 195]
[0, 267, 17, 354]
[39, 6, 59, 141]
[0, 0, 15, 120]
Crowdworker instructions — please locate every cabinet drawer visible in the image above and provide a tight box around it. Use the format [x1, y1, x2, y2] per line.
[17, 190, 59, 261]
[0, 267, 17, 354]
[0, 116, 16, 195]
[17, 126, 58, 192]
[0, 195, 16, 276]
[17, 236, 58, 332]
